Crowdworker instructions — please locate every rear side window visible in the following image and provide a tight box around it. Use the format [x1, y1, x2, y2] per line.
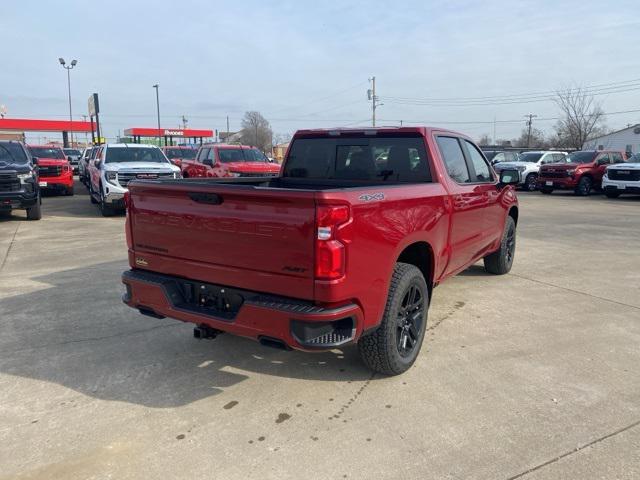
[436, 136, 470, 183]
[283, 136, 431, 183]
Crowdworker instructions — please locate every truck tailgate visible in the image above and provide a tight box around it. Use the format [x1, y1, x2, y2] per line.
[128, 181, 316, 299]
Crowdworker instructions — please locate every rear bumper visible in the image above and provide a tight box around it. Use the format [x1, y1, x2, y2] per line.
[121, 269, 364, 351]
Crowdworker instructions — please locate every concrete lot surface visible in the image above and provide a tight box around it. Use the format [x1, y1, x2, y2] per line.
[1, 183, 639, 479]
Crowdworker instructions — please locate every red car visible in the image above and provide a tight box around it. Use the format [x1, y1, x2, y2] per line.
[537, 150, 626, 195]
[122, 127, 519, 375]
[181, 144, 281, 178]
[28, 145, 74, 196]
[161, 145, 197, 168]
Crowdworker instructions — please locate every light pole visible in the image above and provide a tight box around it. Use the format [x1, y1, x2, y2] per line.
[153, 84, 161, 146]
[59, 57, 77, 147]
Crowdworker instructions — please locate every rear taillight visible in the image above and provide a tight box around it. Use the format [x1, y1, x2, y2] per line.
[315, 205, 351, 280]
[123, 190, 131, 208]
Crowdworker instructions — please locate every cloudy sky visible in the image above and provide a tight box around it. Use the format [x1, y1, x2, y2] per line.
[1, 0, 639, 143]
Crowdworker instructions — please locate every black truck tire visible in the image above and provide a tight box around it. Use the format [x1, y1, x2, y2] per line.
[26, 199, 42, 220]
[100, 192, 115, 217]
[575, 176, 592, 196]
[358, 263, 428, 376]
[484, 216, 516, 275]
[524, 173, 538, 191]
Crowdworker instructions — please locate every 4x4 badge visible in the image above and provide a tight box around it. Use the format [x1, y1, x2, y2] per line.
[359, 192, 385, 202]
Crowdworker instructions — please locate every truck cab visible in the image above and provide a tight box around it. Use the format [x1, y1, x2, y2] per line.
[181, 144, 281, 178]
[27, 145, 74, 196]
[161, 145, 197, 168]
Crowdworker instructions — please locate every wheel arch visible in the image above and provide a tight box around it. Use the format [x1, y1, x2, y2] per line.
[508, 205, 519, 226]
[396, 241, 435, 300]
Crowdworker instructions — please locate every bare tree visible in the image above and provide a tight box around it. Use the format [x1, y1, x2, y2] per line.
[477, 134, 492, 146]
[273, 132, 292, 146]
[554, 86, 606, 149]
[239, 111, 273, 152]
[512, 127, 548, 149]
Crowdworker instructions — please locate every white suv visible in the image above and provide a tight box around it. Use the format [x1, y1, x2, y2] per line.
[493, 151, 567, 191]
[87, 143, 181, 216]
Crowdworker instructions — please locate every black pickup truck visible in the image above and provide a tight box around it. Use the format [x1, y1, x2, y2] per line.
[0, 141, 41, 220]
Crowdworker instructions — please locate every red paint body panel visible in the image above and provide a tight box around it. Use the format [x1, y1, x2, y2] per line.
[122, 127, 518, 350]
[28, 146, 74, 188]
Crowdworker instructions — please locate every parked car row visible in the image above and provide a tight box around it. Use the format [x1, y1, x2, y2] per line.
[78, 142, 281, 216]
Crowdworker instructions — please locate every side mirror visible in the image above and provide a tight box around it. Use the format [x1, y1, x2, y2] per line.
[31, 156, 39, 165]
[499, 169, 520, 186]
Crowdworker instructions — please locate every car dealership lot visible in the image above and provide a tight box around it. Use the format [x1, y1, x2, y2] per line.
[1, 184, 639, 480]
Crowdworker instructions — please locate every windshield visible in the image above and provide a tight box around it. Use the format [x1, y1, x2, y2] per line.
[105, 147, 169, 164]
[0, 143, 29, 164]
[29, 147, 65, 159]
[567, 151, 597, 164]
[165, 148, 197, 159]
[518, 152, 543, 162]
[63, 149, 81, 156]
[218, 148, 268, 163]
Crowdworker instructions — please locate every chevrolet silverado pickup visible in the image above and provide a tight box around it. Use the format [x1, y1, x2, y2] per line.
[0, 141, 41, 220]
[181, 144, 281, 178]
[122, 127, 520, 375]
[28, 145, 74, 195]
[537, 150, 626, 195]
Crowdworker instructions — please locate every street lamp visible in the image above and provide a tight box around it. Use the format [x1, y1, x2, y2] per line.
[152, 84, 161, 146]
[59, 57, 77, 147]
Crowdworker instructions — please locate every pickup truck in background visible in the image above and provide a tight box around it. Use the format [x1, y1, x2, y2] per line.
[0, 141, 41, 220]
[122, 127, 519, 375]
[27, 145, 74, 196]
[181, 144, 281, 178]
[602, 160, 640, 198]
[63, 148, 82, 174]
[162, 145, 198, 168]
[493, 150, 567, 191]
[537, 150, 626, 195]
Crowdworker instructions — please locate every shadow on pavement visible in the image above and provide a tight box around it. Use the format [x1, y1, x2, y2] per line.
[0, 260, 370, 408]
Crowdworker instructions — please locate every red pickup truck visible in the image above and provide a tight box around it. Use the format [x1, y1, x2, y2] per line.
[161, 145, 197, 168]
[122, 127, 519, 375]
[536, 150, 626, 195]
[181, 144, 281, 178]
[28, 145, 74, 195]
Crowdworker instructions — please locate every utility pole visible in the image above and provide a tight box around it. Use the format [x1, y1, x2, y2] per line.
[153, 84, 161, 146]
[182, 115, 188, 130]
[367, 76, 383, 127]
[226, 115, 230, 143]
[525, 114, 538, 148]
[493, 115, 497, 145]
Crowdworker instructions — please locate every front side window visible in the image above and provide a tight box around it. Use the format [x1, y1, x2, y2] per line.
[284, 135, 431, 183]
[611, 152, 625, 164]
[197, 148, 210, 162]
[436, 136, 470, 183]
[463, 140, 493, 182]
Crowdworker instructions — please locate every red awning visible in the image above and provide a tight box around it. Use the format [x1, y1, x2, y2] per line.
[0, 118, 93, 132]
[124, 127, 213, 137]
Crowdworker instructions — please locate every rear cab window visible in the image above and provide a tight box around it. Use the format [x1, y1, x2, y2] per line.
[283, 135, 431, 183]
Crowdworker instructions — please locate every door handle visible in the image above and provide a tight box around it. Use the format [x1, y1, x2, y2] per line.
[188, 192, 223, 205]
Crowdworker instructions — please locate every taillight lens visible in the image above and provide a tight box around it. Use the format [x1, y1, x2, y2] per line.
[315, 205, 350, 280]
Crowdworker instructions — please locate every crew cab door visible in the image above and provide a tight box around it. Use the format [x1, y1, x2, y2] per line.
[435, 135, 497, 275]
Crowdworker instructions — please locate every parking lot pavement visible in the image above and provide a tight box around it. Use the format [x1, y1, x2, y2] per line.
[1, 184, 639, 480]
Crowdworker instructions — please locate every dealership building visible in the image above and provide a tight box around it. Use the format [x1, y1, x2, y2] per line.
[582, 124, 640, 154]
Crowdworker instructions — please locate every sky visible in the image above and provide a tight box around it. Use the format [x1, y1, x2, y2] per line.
[1, 0, 640, 144]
